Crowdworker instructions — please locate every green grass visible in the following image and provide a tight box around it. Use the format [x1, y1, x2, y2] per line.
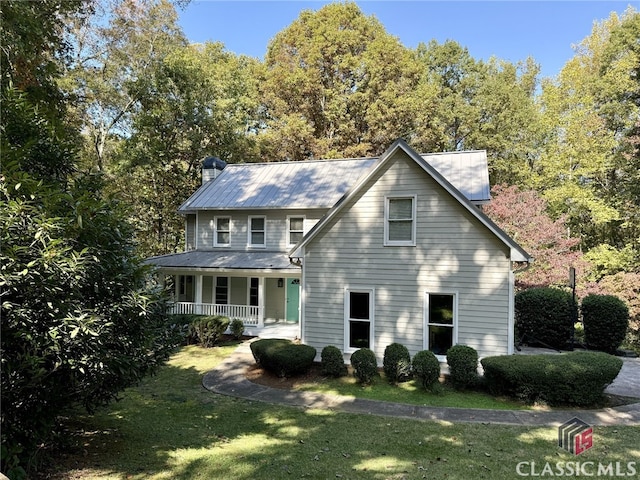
[46, 345, 640, 480]
[294, 369, 529, 410]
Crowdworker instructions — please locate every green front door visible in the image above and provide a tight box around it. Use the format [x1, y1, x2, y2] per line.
[285, 278, 300, 323]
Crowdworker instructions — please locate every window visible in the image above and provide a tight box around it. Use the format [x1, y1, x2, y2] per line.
[287, 216, 305, 245]
[345, 288, 374, 351]
[248, 216, 266, 247]
[384, 196, 416, 246]
[215, 277, 229, 305]
[248, 277, 259, 307]
[425, 293, 457, 356]
[214, 216, 230, 247]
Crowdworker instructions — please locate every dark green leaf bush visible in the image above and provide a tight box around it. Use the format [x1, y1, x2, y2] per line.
[582, 294, 629, 354]
[412, 350, 441, 390]
[230, 318, 245, 340]
[481, 351, 622, 406]
[250, 338, 316, 377]
[446, 345, 479, 390]
[515, 287, 574, 350]
[383, 343, 412, 384]
[321, 345, 347, 377]
[350, 348, 378, 384]
[189, 316, 230, 347]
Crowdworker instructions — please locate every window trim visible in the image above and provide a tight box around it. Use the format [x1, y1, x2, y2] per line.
[423, 291, 458, 360]
[384, 195, 417, 246]
[344, 287, 375, 353]
[247, 215, 266, 248]
[213, 216, 231, 247]
[286, 215, 306, 247]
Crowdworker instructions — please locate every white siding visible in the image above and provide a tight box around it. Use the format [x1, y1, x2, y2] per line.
[195, 209, 325, 251]
[302, 151, 513, 361]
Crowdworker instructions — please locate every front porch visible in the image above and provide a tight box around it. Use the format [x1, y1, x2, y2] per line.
[169, 301, 263, 326]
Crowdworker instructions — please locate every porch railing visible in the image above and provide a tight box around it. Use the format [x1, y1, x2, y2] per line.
[169, 302, 263, 327]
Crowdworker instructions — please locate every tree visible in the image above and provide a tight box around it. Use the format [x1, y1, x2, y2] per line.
[258, 2, 421, 160]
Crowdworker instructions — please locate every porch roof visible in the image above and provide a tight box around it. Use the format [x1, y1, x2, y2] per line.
[146, 250, 300, 273]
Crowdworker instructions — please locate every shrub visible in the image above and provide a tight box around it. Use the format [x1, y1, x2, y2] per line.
[230, 318, 245, 340]
[481, 351, 622, 407]
[350, 348, 378, 384]
[582, 294, 629, 354]
[189, 315, 230, 347]
[250, 338, 316, 377]
[412, 350, 441, 390]
[321, 345, 347, 377]
[383, 343, 412, 384]
[446, 345, 479, 390]
[515, 287, 574, 350]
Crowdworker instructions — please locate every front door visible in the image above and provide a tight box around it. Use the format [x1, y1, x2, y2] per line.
[285, 278, 300, 323]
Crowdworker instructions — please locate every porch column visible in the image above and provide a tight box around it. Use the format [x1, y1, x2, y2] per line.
[258, 277, 265, 327]
[174, 275, 180, 301]
[195, 274, 203, 315]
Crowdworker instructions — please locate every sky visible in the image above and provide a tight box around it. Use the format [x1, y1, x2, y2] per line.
[177, 0, 635, 79]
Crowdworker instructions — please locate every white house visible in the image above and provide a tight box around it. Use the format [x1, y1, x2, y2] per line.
[148, 139, 531, 360]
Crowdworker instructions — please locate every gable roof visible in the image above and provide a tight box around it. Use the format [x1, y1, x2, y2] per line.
[290, 139, 531, 263]
[179, 158, 377, 212]
[178, 150, 491, 213]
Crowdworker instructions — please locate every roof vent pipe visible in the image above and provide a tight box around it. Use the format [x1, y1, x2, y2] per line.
[202, 156, 227, 184]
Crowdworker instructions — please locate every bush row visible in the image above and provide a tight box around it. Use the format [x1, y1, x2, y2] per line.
[515, 288, 630, 353]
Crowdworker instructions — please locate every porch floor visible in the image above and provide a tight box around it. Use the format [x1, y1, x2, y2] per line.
[244, 321, 299, 340]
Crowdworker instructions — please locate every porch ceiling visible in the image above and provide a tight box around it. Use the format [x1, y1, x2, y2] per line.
[146, 250, 300, 273]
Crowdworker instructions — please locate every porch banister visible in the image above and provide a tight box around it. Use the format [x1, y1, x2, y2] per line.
[168, 302, 263, 327]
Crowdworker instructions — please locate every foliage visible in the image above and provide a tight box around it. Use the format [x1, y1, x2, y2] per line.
[515, 287, 575, 350]
[382, 343, 412, 384]
[350, 348, 378, 385]
[0, 88, 179, 475]
[411, 350, 441, 390]
[188, 316, 231, 347]
[481, 352, 623, 406]
[445, 345, 479, 390]
[581, 294, 629, 353]
[320, 345, 347, 378]
[230, 318, 245, 340]
[249, 339, 316, 378]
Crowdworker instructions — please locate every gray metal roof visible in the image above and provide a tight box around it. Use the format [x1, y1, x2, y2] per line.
[178, 150, 490, 213]
[179, 158, 378, 212]
[146, 250, 299, 272]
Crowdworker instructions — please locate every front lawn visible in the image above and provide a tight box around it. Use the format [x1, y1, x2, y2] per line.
[44, 345, 640, 480]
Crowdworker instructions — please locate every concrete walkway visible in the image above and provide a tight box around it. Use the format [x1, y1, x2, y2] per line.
[203, 325, 640, 426]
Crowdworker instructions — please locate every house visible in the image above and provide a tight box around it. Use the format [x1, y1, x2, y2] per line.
[148, 139, 531, 360]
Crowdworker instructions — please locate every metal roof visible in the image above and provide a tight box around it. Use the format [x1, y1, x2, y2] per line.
[179, 158, 378, 212]
[178, 150, 491, 213]
[146, 250, 299, 272]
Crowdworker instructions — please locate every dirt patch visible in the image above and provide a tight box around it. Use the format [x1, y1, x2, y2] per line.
[245, 362, 328, 390]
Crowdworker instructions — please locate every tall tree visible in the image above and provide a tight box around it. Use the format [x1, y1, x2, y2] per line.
[259, 2, 420, 160]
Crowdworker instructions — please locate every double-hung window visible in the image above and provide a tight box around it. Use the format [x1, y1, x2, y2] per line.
[287, 216, 305, 246]
[248, 216, 266, 248]
[345, 288, 374, 351]
[215, 277, 229, 305]
[425, 293, 457, 357]
[214, 216, 230, 247]
[384, 196, 416, 246]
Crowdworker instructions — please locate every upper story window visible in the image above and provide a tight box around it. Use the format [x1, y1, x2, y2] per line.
[384, 195, 416, 246]
[248, 215, 266, 248]
[214, 216, 231, 247]
[287, 216, 305, 246]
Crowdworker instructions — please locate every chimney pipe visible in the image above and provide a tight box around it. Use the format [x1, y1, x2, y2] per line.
[202, 156, 227, 184]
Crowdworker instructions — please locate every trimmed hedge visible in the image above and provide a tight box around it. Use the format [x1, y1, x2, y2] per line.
[582, 294, 629, 354]
[321, 345, 348, 377]
[481, 351, 622, 406]
[383, 343, 412, 384]
[351, 348, 378, 384]
[446, 345, 479, 390]
[189, 315, 230, 347]
[412, 350, 441, 390]
[229, 318, 245, 340]
[515, 287, 574, 350]
[250, 338, 316, 377]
